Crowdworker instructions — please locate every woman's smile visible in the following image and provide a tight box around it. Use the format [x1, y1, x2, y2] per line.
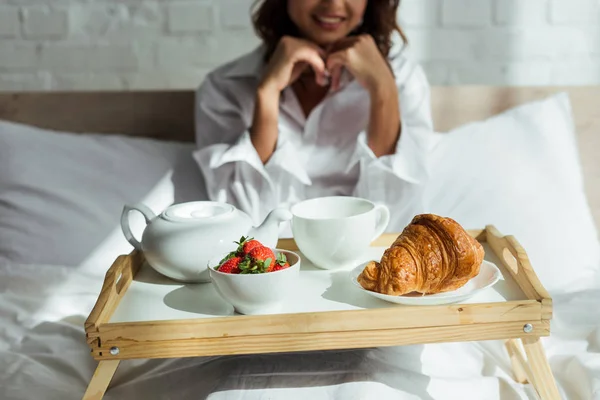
[287, 0, 366, 45]
[312, 14, 347, 31]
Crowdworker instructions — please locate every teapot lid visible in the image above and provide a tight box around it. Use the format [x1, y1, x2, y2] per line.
[161, 201, 235, 223]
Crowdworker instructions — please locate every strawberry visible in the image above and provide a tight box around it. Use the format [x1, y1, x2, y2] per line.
[248, 246, 276, 271]
[269, 252, 291, 272]
[233, 236, 263, 256]
[218, 257, 242, 274]
[218, 237, 291, 275]
[242, 239, 262, 255]
[271, 263, 289, 272]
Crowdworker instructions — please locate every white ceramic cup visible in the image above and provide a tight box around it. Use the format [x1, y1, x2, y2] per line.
[290, 196, 391, 270]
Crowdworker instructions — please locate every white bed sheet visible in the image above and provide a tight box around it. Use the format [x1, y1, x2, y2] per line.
[1, 261, 598, 400]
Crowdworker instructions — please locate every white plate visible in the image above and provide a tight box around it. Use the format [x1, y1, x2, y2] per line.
[349, 260, 502, 306]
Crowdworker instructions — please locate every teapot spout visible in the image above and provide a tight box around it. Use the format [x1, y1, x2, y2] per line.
[249, 207, 293, 248]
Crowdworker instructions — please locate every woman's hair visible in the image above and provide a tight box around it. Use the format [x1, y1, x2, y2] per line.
[251, 0, 407, 62]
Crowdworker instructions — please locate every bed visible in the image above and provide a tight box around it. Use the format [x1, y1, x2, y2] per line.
[0, 86, 598, 400]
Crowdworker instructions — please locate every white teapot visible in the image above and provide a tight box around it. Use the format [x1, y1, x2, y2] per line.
[120, 201, 292, 282]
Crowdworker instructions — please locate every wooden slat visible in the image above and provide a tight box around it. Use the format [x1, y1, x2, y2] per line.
[275, 238, 298, 251]
[1, 86, 596, 142]
[82, 360, 120, 400]
[0, 91, 195, 141]
[468, 228, 487, 242]
[505, 339, 530, 384]
[430, 86, 600, 131]
[505, 235, 551, 299]
[484, 225, 551, 304]
[97, 300, 541, 343]
[92, 320, 550, 360]
[84, 251, 145, 340]
[541, 298, 553, 321]
[521, 336, 562, 400]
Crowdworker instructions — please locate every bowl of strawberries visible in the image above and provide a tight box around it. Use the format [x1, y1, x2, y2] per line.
[208, 236, 301, 315]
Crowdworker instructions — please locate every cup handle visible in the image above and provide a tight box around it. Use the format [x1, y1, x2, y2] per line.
[120, 203, 156, 251]
[371, 204, 391, 242]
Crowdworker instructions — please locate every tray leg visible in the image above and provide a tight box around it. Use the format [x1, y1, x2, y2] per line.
[520, 337, 561, 400]
[82, 360, 120, 400]
[504, 339, 529, 384]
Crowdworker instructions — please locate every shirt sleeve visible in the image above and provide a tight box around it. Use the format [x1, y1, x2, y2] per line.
[192, 72, 311, 225]
[348, 56, 437, 215]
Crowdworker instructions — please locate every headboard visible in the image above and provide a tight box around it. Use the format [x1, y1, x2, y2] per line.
[0, 86, 598, 228]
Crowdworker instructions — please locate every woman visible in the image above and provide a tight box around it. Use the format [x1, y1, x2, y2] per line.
[193, 0, 435, 232]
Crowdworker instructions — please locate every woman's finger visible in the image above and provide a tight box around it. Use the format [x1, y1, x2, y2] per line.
[326, 52, 347, 72]
[294, 47, 329, 86]
[304, 42, 331, 85]
[289, 61, 310, 83]
[330, 65, 343, 91]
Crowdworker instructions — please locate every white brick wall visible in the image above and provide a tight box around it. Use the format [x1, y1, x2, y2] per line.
[22, 6, 70, 39]
[0, 0, 599, 91]
[167, 2, 214, 33]
[442, 0, 493, 27]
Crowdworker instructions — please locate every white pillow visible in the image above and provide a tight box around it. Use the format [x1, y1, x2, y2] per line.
[423, 92, 600, 294]
[0, 120, 207, 271]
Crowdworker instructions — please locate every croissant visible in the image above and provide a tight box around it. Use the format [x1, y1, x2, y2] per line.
[357, 214, 484, 296]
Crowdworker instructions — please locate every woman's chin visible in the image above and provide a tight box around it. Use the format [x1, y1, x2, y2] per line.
[312, 36, 345, 48]
[302, 29, 352, 46]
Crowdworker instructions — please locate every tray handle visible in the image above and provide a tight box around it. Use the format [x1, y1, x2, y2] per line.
[485, 225, 551, 305]
[85, 250, 145, 335]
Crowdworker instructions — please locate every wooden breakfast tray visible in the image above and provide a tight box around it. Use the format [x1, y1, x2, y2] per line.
[82, 225, 561, 400]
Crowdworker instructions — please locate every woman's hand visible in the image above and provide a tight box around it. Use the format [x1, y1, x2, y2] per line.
[252, 37, 329, 164]
[326, 35, 400, 158]
[259, 36, 330, 94]
[326, 34, 395, 94]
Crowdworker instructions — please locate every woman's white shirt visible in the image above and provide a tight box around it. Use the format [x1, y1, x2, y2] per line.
[193, 42, 436, 233]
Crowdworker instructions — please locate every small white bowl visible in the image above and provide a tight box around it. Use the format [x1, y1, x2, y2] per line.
[207, 249, 301, 315]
